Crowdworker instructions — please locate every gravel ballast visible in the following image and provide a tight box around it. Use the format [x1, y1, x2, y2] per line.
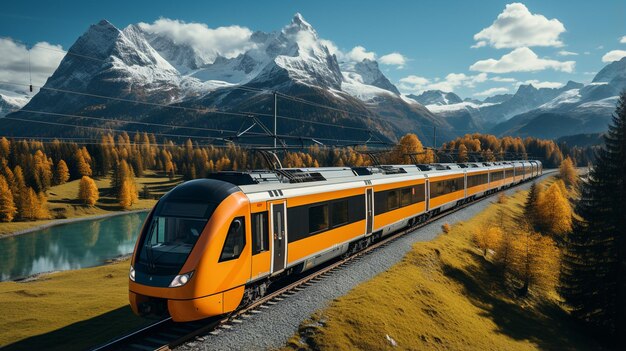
[179, 177, 549, 351]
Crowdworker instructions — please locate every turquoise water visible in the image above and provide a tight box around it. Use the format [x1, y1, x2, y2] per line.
[0, 212, 148, 282]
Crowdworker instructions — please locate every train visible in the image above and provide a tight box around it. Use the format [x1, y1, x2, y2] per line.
[129, 160, 542, 322]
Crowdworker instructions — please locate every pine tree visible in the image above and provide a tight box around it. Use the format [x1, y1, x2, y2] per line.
[54, 159, 70, 185]
[524, 182, 541, 229]
[0, 175, 17, 222]
[560, 91, 626, 341]
[78, 176, 99, 206]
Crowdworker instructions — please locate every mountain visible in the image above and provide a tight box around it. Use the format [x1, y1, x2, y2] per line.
[488, 59, 625, 139]
[1, 14, 453, 146]
[0, 88, 30, 117]
[407, 90, 462, 106]
[483, 94, 512, 104]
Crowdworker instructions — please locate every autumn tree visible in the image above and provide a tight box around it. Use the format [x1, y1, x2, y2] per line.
[54, 159, 70, 185]
[560, 91, 626, 339]
[78, 176, 99, 206]
[75, 149, 92, 177]
[390, 133, 427, 164]
[0, 175, 17, 222]
[119, 179, 138, 209]
[559, 157, 578, 188]
[536, 181, 572, 237]
[509, 224, 560, 296]
[473, 224, 503, 258]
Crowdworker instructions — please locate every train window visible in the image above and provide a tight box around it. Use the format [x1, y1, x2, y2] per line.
[375, 191, 388, 215]
[505, 168, 514, 178]
[252, 212, 269, 255]
[431, 177, 464, 198]
[387, 190, 399, 210]
[331, 200, 349, 228]
[401, 188, 412, 207]
[309, 204, 329, 234]
[219, 217, 246, 262]
[467, 173, 488, 188]
[412, 184, 425, 204]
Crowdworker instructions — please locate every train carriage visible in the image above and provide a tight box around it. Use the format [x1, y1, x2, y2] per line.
[129, 160, 542, 322]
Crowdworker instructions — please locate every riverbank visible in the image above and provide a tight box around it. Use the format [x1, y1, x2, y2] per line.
[0, 171, 180, 238]
[0, 258, 153, 350]
[282, 176, 601, 350]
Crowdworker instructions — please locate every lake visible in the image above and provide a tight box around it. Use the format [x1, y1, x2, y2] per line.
[0, 212, 148, 282]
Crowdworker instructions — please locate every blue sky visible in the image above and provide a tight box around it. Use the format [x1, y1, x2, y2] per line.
[1, 0, 625, 98]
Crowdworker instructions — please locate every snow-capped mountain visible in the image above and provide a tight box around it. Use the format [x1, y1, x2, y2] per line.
[488, 62, 625, 139]
[1, 14, 451, 145]
[0, 88, 30, 117]
[406, 90, 462, 106]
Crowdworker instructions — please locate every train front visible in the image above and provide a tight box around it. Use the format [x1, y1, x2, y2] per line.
[128, 179, 252, 322]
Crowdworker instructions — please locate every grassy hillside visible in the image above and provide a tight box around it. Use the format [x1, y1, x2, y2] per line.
[0, 259, 150, 351]
[0, 171, 181, 236]
[284, 179, 603, 350]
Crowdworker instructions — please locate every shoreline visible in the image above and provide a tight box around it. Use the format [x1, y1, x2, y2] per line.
[0, 209, 151, 239]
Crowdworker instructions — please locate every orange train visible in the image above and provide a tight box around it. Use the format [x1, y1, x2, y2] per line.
[129, 160, 542, 321]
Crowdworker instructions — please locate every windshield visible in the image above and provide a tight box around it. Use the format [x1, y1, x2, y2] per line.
[135, 216, 208, 276]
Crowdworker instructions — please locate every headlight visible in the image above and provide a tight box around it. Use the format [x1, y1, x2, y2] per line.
[169, 271, 194, 288]
[129, 265, 136, 281]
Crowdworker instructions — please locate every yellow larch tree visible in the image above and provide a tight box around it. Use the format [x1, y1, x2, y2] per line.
[54, 159, 70, 185]
[119, 179, 138, 209]
[536, 181, 573, 236]
[78, 176, 99, 206]
[0, 175, 17, 222]
[559, 157, 577, 188]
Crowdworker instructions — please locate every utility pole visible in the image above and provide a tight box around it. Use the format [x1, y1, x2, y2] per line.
[273, 91, 277, 149]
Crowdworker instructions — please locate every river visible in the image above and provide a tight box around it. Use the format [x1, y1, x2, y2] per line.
[0, 212, 148, 282]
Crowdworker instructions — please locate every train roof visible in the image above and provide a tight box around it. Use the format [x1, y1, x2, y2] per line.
[203, 160, 539, 198]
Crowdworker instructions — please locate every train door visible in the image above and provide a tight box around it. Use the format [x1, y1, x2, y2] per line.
[269, 201, 287, 274]
[365, 188, 374, 234]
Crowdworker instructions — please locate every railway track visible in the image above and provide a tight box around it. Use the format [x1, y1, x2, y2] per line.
[91, 173, 553, 351]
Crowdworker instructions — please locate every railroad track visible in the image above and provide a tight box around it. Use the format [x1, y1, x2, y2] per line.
[91, 173, 553, 351]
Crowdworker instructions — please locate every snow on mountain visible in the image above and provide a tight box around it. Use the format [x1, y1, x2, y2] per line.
[0, 88, 30, 117]
[592, 56, 626, 84]
[407, 90, 462, 106]
[426, 101, 494, 113]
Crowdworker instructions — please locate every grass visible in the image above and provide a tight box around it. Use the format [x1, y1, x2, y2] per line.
[0, 259, 153, 350]
[284, 178, 603, 351]
[0, 171, 181, 237]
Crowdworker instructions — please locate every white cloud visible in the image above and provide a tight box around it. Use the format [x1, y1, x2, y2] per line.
[0, 38, 64, 90]
[602, 50, 626, 62]
[621, 36, 626, 44]
[491, 76, 517, 83]
[379, 52, 407, 68]
[398, 72, 488, 93]
[519, 80, 564, 89]
[473, 3, 566, 49]
[583, 51, 591, 55]
[558, 50, 578, 56]
[344, 46, 376, 61]
[138, 18, 255, 62]
[474, 87, 510, 97]
[470, 47, 575, 73]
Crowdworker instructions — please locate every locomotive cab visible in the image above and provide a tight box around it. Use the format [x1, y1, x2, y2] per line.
[129, 179, 251, 321]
